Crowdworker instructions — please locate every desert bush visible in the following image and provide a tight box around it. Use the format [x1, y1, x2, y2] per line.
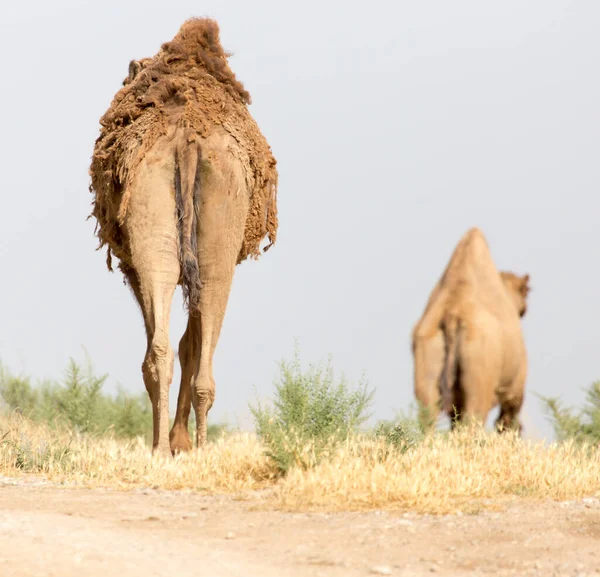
[250, 349, 374, 473]
[0, 359, 226, 444]
[104, 385, 153, 440]
[0, 358, 149, 437]
[0, 368, 38, 416]
[540, 381, 600, 444]
[55, 359, 109, 433]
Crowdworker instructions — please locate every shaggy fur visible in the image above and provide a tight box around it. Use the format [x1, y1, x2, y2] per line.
[89, 18, 278, 308]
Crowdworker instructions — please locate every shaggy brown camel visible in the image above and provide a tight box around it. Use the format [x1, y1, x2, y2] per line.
[412, 228, 530, 434]
[89, 18, 278, 456]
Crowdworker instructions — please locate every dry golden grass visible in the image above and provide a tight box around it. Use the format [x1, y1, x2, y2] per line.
[1, 413, 599, 514]
[278, 431, 600, 513]
[0, 413, 276, 493]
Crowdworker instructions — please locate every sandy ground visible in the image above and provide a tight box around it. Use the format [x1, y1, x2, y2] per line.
[0, 476, 599, 577]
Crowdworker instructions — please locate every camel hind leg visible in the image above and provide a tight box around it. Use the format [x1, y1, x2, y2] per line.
[169, 316, 199, 454]
[453, 344, 497, 430]
[495, 365, 525, 435]
[123, 258, 178, 456]
[495, 398, 523, 435]
[123, 151, 180, 456]
[455, 372, 495, 429]
[412, 329, 444, 430]
[191, 213, 244, 448]
[189, 131, 250, 448]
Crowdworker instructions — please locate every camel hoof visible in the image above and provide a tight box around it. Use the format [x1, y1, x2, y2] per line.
[170, 425, 193, 455]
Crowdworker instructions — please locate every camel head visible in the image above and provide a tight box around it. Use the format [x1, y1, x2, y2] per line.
[499, 272, 531, 318]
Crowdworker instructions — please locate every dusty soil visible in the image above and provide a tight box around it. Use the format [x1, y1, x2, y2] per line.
[0, 476, 599, 577]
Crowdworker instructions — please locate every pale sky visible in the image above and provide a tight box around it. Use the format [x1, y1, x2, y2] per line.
[1, 0, 598, 439]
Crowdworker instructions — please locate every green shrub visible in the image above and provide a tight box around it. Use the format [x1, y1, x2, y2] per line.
[0, 369, 38, 416]
[206, 422, 230, 441]
[105, 386, 153, 441]
[250, 349, 374, 473]
[540, 381, 600, 443]
[56, 359, 107, 433]
[0, 359, 226, 444]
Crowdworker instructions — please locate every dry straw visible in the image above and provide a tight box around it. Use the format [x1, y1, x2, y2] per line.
[1, 413, 599, 514]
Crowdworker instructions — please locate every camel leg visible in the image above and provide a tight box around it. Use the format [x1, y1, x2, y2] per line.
[495, 371, 525, 435]
[448, 370, 465, 429]
[457, 385, 493, 428]
[449, 325, 500, 431]
[123, 262, 178, 456]
[121, 265, 156, 435]
[412, 329, 444, 431]
[190, 140, 249, 448]
[456, 362, 495, 430]
[495, 398, 523, 435]
[123, 158, 180, 457]
[140, 271, 178, 457]
[412, 285, 452, 430]
[169, 316, 199, 454]
[191, 240, 239, 448]
[139, 271, 178, 457]
[457, 391, 495, 432]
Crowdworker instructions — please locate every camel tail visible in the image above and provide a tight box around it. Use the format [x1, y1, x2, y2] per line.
[441, 316, 460, 415]
[174, 131, 202, 314]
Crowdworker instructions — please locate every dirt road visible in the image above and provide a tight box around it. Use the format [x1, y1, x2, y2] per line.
[0, 476, 599, 577]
